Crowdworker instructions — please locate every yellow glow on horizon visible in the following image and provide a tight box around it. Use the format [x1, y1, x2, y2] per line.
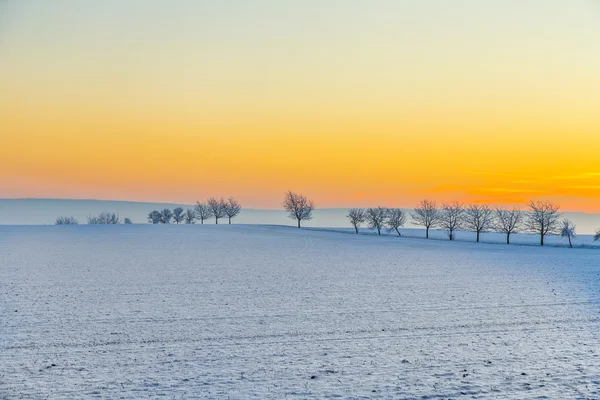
[2, 1, 600, 211]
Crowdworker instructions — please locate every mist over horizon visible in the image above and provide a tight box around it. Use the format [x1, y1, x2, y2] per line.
[2, 198, 599, 234]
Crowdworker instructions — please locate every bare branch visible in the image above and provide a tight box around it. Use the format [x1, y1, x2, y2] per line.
[347, 208, 366, 233]
[172, 207, 185, 224]
[386, 208, 407, 236]
[148, 210, 161, 224]
[525, 200, 561, 246]
[88, 212, 120, 224]
[184, 209, 196, 224]
[464, 204, 494, 243]
[411, 200, 440, 239]
[160, 209, 173, 224]
[207, 197, 226, 224]
[223, 197, 242, 224]
[55, 216, 78, 225]
[194, 202, 213, 224]
[560, 219, 576, 248]
[282, 191, 315, 228]
[494, 206, 522, 244]
[366, 207, 388, 236]
[439, 202, 464, 241]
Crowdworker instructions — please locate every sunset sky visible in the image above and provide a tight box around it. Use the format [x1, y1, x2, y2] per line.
[1, 1, 600, 210]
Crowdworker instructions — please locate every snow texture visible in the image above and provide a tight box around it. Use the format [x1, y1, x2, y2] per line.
[1, 225, 599, 399]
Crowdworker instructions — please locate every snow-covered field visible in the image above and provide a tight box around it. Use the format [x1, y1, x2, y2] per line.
[1, 225, 599, 399]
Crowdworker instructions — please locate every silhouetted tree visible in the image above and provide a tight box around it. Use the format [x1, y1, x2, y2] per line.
[464, 204, 494, 243]
[223, 197, 242, 224]
[560, 219, 576, 248]
[495, 207, 522, 244]
[347, 208, 366, 233]
[172, 207, 185, 224]
[411, 200, 440, 239]
[386, 208, 407, 236]
[207, 197, 226, 224]
[148, 210, 161, 224]
[184, 209, 196, 224]
[440, 202, 464, 241]
[366, 207, 388, 236]
[160, 208, 173, 224]
[55, 216, 78, 225]
[525, 200, 561, 246]
[88, 212, 120, 224]
[595, 229, 600, 242]
[124, 218, 132, 224]
[194, 202, 213, 224]
[282, 191, 315, 228]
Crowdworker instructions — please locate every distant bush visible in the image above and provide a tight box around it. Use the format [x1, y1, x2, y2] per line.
[160, 209, 173, 224]
[124, 218, 132, 224]
[88, 212, 120, 224]
[172, 207, 185, 224]
[148, 210, 161, 224]
[55, 216, 78, 225]
[595, 229, 600, 242]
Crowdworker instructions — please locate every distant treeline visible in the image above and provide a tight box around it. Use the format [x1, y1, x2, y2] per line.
[55, 191, 600, 247]
[147, 197, 241, 225]
[347, 200, 584, 247]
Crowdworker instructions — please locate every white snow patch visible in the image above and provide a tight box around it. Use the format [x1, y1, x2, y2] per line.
[1, 225, 599, 399]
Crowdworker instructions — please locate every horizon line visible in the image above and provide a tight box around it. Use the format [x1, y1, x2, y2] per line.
[1, 197, 598, 215]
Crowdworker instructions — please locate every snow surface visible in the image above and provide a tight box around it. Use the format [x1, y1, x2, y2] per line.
[1, 224, 599, 399]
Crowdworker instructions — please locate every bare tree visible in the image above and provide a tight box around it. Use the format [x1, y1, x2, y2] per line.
[560, 219, 576, 248]
[172, 207, 185, 224]
[347, 208, 366, 233]
[440, 202, 464, 241]
[282, 191, 315, 228]
[411, 200, 440, 239]
[464, 204, 494, 243]
[207, 197, 226, 224]
[88, 212, 120, 224]
[160, 208, 173, 224]
[184, 209, 196, 224]
[495, 207, 522, 244]
[124, 218, 132, 224]
[194, 202, 213, 224]
[525, 200, 561, 246]
[148, 210, 161, 224]
[55, 216, 78, 225]
[595, 229, 600, 242]
[223, 197, 242, 224]
[366, 207, 388, 235]
[386, 208, 407, 236]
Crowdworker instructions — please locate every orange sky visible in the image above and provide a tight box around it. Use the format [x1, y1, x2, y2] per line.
[1, 1, 600, 211]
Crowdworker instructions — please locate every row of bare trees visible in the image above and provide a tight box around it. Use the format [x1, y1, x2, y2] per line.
[347, 200, 586, 247]
[148, 197, 242, 225]
[55, 213, 132, 225]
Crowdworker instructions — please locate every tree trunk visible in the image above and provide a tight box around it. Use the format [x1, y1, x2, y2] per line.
[540, 233, 544, 246]
[201, 219, 204, 225]
[426, 227, 429, 239]
[506, 232, 510, 244]
[228, 217, 231, 224]
[377, 227, 381, 235]
[568, 236, 572, 248]
[476, 231, 480, 243]
[449, 230, 453, 241]
[354, 226, 358, 234]
[395, 227, 401, 236]
[215, 217, 218, 225]
[297, 219, 301, 228]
